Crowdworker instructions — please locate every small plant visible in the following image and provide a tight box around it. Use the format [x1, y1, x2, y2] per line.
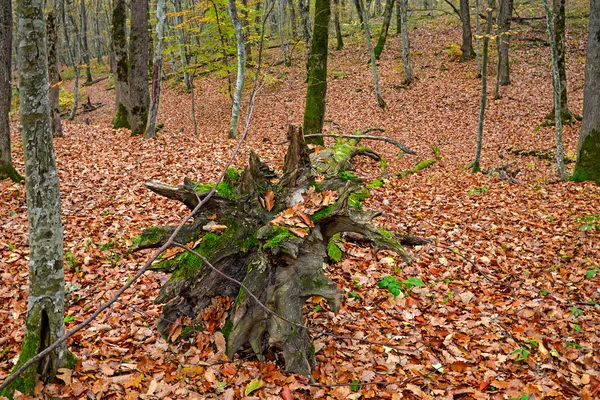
[99, 239, 117, 251]
[443, 291, 454, 303]
[467, 186, 490, 195]
[378, 276, 425, 297]
[7, 243, 15, 251]
[511, 347, 529, 362]
[569, 306, 583, 317]
[65, 252, 78, 271]
[576, 213, 600, 231]
[510, 395, 529, 400]
[347, 291, 360, 300]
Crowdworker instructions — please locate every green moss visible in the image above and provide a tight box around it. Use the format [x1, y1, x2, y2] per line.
[1, 327, 41, 398]
[193, 181, 235, 199]
[377, 228, 395, 240]
[338, 169, 358, 180]
[332, 143, 354, 162]
[0, 163, 23, 183]
[221, 318, 233, 341]
[65, 350, 78, 368]
[112, 102, 130, 129]
[432, 145, 441, 159]
[262, 226, 296, 250]
[327, 233, 344, 262]
[414, 159, 436, 171]
[131, 226, 165, 249]
[348, 186, 370, 210]
[226, 168, 242, 182]
[367, 179, 384, 188]
[571, 129, 600, 184]
[310, 204, 335, 222]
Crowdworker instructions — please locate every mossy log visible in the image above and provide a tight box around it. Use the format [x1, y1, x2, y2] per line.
[134, 126, 411, 376]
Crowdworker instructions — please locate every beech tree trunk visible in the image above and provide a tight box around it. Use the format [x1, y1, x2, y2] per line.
[553, 0, 569, 117]
[0, 0, 21, 182]
[374, 0, 395, 59]
[112, 0, 130, 129]
[299, 0, 312, 42]
[47, 12, 63, 138]
[360, 0, 386, 108]
[399, 0, 413, 84]
[334, 0, 344, 50]
[173, 0, 193, 91]
[129, 0, 151, 136]
[228, 0, 247, 139]
[62, 1, 80, 121]
[572, 0, 600, 184]
[146, 0, 167, 140]
[80, 0, 93, 84]
[133, 126, 411, 377]
[3, 0, 73, 395]
[496, 0, 512, 86]
[459, 0, 474, 60]
[303, 0, 331, 145]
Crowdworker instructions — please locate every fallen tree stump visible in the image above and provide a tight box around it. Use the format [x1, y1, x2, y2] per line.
[133, 126, 412, 376]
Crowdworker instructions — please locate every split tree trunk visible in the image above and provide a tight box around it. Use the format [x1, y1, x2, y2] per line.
[0, 0, 21, 182]
[146, 0, 167, 140]
[129, 0, 151, 136]
[4, 0, 72, 395]
[134, 126, 411, 377]
[112, 0, 130, 129]
[303, 0, 331, 145]
[572, 0, 600, 184]
[47, 12, 63, 138]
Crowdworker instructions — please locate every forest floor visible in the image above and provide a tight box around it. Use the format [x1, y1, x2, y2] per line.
[1, 10, 600, 400]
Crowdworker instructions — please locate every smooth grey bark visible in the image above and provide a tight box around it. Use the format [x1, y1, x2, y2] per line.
[474, 0, 481, 75]
[111, 0, 130, 129]
[553, 0, 569, 116]
[47, 12, 63, 138]
[80, 0, 93, 84]
[299, 0, 311, 42]
[129, 0, 151, 136]
[287, 0, 298, 37]
[0, 0, 21, 182]
[472, 0, 493, 173]
[572, 0, 600, 184]
[277, 0, 290, 66]
[373, 0, 394, 59]
[7, 0, 70, 395]
[94, 0, 103, 64]
[496, 0, 512, 86]
[146, 0, 167, 139]
[543, 0, 567, 179]
[333, 0, 344, 50]
[242, 0, 252, 60]
[173, 0, 192, 91]
[360, 0, 386, 108]
[459, 0, 474, 60]
[62, 0, 80, 121]
[399, 0, 413, 84]
[228, 0, 247, 138]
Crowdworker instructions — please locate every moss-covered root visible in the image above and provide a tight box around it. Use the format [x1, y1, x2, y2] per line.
[397, 145, 441, 178]
[571, 129, 600, 184]
[227, 233, 341, 376]
[0, 163, 23, 183]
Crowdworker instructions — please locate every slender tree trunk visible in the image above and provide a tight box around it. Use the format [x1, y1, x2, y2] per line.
[64, 4, 81, 121]
[165, 20, 180, 75]
[3, 0, 72, 395]
[360, 0, 386, 107]
[80, 0, 93, 84]
[542, 0, 567, 179]
[228, 0, 247, 138]
[146, 0, 167, 140]
[474, 0, 481, 76]
[94, 0, 103, 64]
[334, 0, 344, 50]
[277, 0, 290, 65]
[354, 0, 365, 27]
[374, 0, 395, 59]
[399, 0, 412, 84]
[572, 0, 600, 184]
[112, 0, 130, 129]
[472, 0, 493, 173]
[287, 0, 298, 38]
[0, 0, 21, 182]
[496, 0, 512, 86]
[553, 0, 569, 117]
[459, 0, 474, 60]
[303, 0, 331, 145]
[211, 0, 233, 98]
[47, 12, 63, 138]
[299, 0, 312, 42]
[242, 0, 253, 60]
[129, 0, 151, 136]
[190, 74, 198, 136]
[396, 0, 400, 34]
[173, 0, 192, 91]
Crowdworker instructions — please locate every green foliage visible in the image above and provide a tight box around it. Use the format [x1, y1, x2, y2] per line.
[575, 213, 600, 231]
[65, 252, 78, 271]
[262, 226, 296, 251]
[569, 306, 583, 317]
[327, 233, 344, 262]
[467, 186, 490, 195]
[378, 275, 425, 297]
[310, 204, 335, 222]
[338, 169, 358, 181]
[347, 291, 360, 300]
[367, 178, 384, 188]
[511, 347, 529, 362]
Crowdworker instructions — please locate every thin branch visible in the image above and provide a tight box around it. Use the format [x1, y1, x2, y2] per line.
[304, 133, 417, 155]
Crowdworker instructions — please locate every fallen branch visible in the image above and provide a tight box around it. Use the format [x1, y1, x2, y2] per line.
[304, 132, 416, 155]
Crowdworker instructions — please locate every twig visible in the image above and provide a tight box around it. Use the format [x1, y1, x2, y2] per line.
[303, 133, 417, 155]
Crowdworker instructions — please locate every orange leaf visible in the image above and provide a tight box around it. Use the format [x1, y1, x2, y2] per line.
[297, 212, 314, 228]
[281, 386, 293, 400]
[208, 213, 217, 220]
[289, 227, 308, 238]
[264, 191, 275, 212]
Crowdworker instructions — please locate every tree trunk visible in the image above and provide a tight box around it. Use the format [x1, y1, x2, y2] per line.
[277, 0, 291, 66]
[474, 0, 481, 76]
[133, 126, 411, 377]
[553, 0, 569, 117]
[287, 0, 298, 38]
[496, 0, 512, 86]
[47, 12, 63, 138]
[571, 0, 599, 183]
[63, 3, 81, 121]
[303, 0, 331, 145]
[0, 0, 21, 183]
[360, 0, 386, 108]
[228, 0, 247, 138]
[399, 0, 413, 84]
[94, 0, 103, 64]
[3, 0, 72, 395]
[80, 0, 93, 84]
[173, 0, 192, 91]
[472, 0, 493, 172]
[112, 0, 130, 129]
[242, 0, 253, 60]
[374, 0, 395, 59]
[129, 0, 151, 136]
[542, 0, 567, 180]
[146, 0, 167, 140]
[396, 0, 400, 34]
[299, 0, 312, 42]
[334, 0, 344, 50]
[354, 0, 365, 27]
[459, 0, 474, 60]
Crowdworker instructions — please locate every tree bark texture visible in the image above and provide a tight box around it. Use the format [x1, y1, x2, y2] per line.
[374, 0, 395, 59]
[47, 11, 63, 138]
[497, 0, 512, 86]
[399, 0, 413, 84]
[303, 0, 331, 145]
[133, 126, 411, 377]
[80, 0, 93, 84]
[128, 0, 151, 136]
[0, 0, 21, 182]
[334, 0, 344, 50]
[146, 0, 167, 140]
[4, 0, 71, 395]
[228, 0, 247, 139]
[173, 0, 192, 91]
[553, 0, 569, 116]
[299, 0, 312, 42]
[572, 0, 600, 184]
[62, 0, 80, 121]
[360, 0, 386, 108]
[459, 0, 474, 60]
[112, 0, 130, 129]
